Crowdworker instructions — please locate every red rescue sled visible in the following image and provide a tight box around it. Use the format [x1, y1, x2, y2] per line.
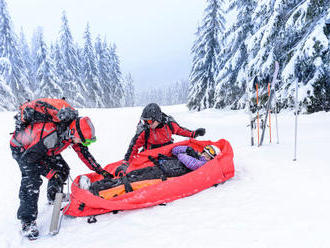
[64, 139, 235, 217]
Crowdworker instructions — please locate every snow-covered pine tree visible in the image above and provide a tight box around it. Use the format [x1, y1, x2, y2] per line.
[59, 12, 81, 82]
[19, 28, 34, 92]
[248, 0, 329, 112]
[107, 43, 124, 107]
[82, 23, 103, 107]
[122, 73, 135, 107]
[0, 0, 31, 108]
[214, 0, 256, 109]
[32, 29, 63, 99]
[0, 57, 16, 110]
[95, 36, 115, 107]
[51, 43, 66, 84]
[58, 11, 86, 107]
[188, 0, 225, 111]
[211, 0, 329, 113]
[30, 27, 42, 92]
[274, 0, 330, 113]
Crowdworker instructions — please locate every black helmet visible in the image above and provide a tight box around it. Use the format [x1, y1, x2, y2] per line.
[141, 103, 162, 122]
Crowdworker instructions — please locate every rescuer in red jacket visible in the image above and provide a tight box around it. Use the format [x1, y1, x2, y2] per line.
[10, 116, 111, 239]
[115, 103, 206, 176]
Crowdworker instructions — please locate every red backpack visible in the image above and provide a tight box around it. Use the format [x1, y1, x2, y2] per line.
[15, 98, 78, 130]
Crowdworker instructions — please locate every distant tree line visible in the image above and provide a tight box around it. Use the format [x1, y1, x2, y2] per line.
[136, 80, 189, 106]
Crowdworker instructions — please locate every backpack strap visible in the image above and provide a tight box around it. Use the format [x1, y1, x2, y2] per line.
[75, 117, 86, 143]
[143, 127, 150, 151]
[167, 120, 174, 133]
[39, 123, 46, 140]
[164, 114, 175, 133]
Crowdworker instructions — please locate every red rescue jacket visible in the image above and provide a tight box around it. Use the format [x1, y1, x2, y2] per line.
[10, 122, 103, 172]
[124, 114, 196, 163]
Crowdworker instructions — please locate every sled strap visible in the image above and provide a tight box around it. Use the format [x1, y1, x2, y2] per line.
[147, 156, 168, 181]
[150, 141, 173, 149]
[122, 176, 133, 193]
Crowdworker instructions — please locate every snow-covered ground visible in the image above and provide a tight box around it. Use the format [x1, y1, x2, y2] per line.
[0, 105, 329, 248]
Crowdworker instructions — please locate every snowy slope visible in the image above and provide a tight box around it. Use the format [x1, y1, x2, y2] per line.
[0, 105, 329, 248]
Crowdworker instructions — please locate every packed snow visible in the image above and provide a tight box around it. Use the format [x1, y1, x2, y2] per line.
[0, 105, 329, 248]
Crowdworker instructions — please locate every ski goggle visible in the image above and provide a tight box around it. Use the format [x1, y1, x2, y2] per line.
[142, 119, 154, 125]
[81, 137, 97, 146]
[203, 145, 216, 158]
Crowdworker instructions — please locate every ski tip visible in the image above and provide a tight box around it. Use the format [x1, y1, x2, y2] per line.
[49, 230, 59, 236]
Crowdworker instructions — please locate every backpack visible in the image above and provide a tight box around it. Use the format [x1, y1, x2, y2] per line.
[14, 98, 78, 131]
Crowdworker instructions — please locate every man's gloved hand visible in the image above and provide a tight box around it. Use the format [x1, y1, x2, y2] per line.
[186, 147, 199, 158]
[115, 161, 129, 177]
[99, 170, 113, 179]
[194, 128, 206, 138]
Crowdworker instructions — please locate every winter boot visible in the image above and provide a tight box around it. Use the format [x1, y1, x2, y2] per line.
[21, 220, 39, 240]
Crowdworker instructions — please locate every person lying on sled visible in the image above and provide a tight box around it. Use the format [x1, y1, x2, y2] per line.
[114, 103, 206, 178]
[172, 145, 220, 170]
[79, 144, 220, 196]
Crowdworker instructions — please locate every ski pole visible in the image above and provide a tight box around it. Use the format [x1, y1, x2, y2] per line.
[274, 95, 280, 144]
[248, 96, 254, 146]
[293, 80, 298, 161]
[256, 83, 259, 146]
[268, 83, 271, 143]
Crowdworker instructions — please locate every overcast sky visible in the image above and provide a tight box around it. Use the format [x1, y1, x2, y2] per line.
[6, 0, 205, 91]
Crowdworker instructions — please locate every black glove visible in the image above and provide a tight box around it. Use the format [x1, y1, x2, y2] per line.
[99, 170, 113, 179]
[186, 147, 199, 159]
[115, 161, 129, 177]
[194, 128, 206, 138]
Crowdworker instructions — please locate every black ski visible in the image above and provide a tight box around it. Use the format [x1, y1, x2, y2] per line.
[259, 61, 279, 146]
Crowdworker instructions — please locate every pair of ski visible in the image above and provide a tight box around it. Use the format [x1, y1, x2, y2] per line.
[249, 61, 279, 146]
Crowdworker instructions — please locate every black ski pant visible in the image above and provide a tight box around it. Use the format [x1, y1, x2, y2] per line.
[13, 152, 70, 223]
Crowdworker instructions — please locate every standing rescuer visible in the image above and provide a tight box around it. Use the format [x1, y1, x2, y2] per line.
[115, 103, 206, 177]
[10, 116, 112, 240]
